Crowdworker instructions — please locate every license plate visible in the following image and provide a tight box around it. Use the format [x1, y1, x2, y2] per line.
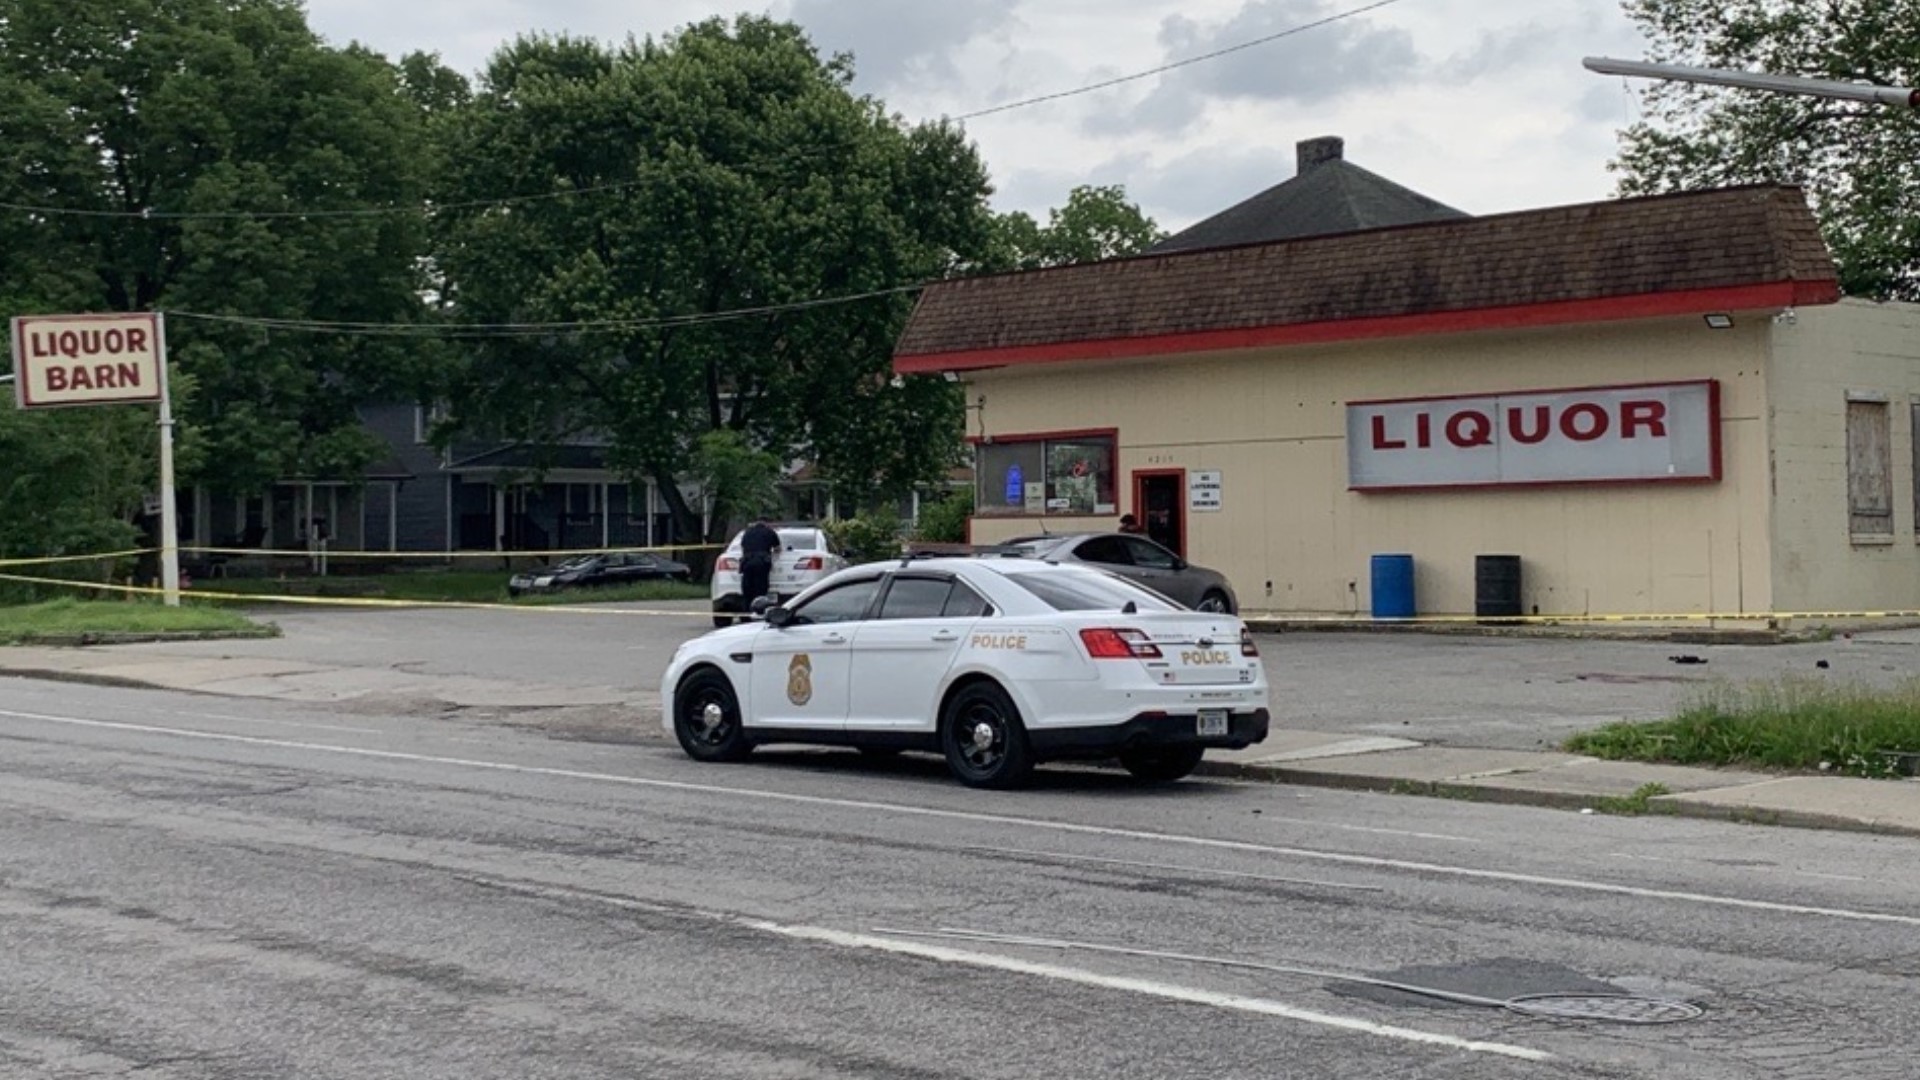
[1197, 710, 1229, 737]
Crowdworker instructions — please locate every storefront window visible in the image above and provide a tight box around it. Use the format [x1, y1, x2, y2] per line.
[976, 433, 1116, 516]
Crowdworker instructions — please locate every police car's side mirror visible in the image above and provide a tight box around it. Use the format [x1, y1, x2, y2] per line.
[763, 605, 794, 629]
[750, 595, 776, 616]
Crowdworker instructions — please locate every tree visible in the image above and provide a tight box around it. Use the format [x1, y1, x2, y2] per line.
[0, 0, 442, 502]
[430, 18, 997, 542]
[985, 184, 1166, 271]
[1612, 0, 1920, 299]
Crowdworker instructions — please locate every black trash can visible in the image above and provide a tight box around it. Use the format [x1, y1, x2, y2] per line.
[1474, 555, 1523, 620]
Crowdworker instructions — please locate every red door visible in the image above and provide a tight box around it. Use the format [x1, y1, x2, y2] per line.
[1132, 470, 1185, 559]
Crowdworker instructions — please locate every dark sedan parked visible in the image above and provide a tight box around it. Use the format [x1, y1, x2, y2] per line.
[1000, 533, 1239, 613]
[508, 552, 691, 597]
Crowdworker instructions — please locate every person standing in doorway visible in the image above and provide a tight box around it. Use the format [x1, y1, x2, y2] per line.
[739, 518, 782, 608]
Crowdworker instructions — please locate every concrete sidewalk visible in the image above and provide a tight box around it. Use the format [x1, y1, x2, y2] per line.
[4, 643, 1918, 839]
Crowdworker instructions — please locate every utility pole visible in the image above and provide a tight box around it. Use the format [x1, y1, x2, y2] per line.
[1585, 56, 1919, 108]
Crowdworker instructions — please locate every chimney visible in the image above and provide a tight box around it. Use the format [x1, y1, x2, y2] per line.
[1297, 135, 1344, 174]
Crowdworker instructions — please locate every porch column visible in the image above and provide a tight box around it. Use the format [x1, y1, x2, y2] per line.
[389, 482, 399, 552]
[601, 482, 610, 549]
[494, 485, 505, 552]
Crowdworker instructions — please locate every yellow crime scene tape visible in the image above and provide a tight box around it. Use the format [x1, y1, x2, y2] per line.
[0, 571, 720, 620]
[178, 542, 725, 559]
[0, 548, 157, 568]
[9, 548, 1920, 626]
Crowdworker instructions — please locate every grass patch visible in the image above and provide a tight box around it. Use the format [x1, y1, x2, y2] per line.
[191, 570, 705, 606]
[1588, 782, 1673, 816]
[0, 598, 270, 644]
[1567, 677, 1920, 778]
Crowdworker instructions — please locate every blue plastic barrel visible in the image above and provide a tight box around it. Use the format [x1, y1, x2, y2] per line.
[1370, 554, 1415, 619]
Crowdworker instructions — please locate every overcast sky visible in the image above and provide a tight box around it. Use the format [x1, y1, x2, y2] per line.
[303, 0, 1656, 230]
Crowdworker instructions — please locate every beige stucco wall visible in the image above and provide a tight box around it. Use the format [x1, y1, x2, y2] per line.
[966, 316, 1777, 616]
[1767, 298, 1920, 613]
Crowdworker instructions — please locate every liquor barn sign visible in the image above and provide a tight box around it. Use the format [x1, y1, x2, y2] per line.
[10, 313, 163, 408]
[1346, 380, 1720, 490]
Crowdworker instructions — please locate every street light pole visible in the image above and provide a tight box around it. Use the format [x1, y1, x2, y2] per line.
[1585, 56, 1920, 108]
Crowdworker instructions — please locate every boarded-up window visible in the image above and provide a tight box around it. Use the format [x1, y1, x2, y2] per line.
[1848, 399, 1893, 536]
[1911, 402, 1920, 536]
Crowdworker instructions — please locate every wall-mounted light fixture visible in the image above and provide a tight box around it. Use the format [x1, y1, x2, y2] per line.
[941, 371, 960, 383]
[1703, 313, 1734, 329]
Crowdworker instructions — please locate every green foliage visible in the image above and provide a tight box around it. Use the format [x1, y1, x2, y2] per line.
[1567, 677, 1920, 777]
[911, 487, 974, 544]
[824, 508, 905, 564]
[430, 17, 994, 542]
[985, 184, 1167, 270]
[1613, 0, 1920, 299]
[0, 0, 447, 497]
[0, 401, 145, 600]
[0, 598, 269, 643]
[690, 430, 783, 533]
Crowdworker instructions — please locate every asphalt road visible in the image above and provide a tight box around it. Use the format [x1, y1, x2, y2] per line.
[4, 676, 1918, 1079]
[107, 603, 1920, 749]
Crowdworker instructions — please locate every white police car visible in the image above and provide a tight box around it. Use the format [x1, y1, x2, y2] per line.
[661, 557, 1270, 788]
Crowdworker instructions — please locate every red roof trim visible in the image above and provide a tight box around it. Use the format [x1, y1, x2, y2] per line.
[895, 281, 1841, 375]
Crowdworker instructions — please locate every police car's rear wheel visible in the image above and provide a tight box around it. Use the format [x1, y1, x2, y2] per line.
[674, 669, 752, 763]
[1119, 745, 1206, 783]
[941, 682, 1034, 789]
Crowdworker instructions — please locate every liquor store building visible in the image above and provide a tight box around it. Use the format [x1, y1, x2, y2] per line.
[894, 174, 1920, 619]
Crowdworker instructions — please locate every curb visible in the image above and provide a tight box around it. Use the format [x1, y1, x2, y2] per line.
[2, 628, 280, 647]
[1194, 758, 1920, 839]
[0, 668, 184, 693]
[1240, 620, 1785, 645]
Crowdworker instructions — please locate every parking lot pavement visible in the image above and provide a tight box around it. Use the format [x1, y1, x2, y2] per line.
[6, 605, 1920, 836]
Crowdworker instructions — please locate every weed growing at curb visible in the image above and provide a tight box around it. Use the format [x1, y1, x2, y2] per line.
[1588, 782, 1673, 816]
[1567, 677, 1920, 778]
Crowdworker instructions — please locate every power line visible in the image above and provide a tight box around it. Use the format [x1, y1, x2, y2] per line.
[166, 282, 928, 337]
[1, 0, 1417, 222]
[0, 178, 654, 222]
[954, 0, 1413, 120]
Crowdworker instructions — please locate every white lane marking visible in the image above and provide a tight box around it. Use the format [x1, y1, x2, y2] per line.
[1609, 852, 1870, 885]
[970, 847, 1384, 892]
[7, 707, 1920, 929]
[463, 875, 1548, 1062]
[759, 923, 1552, 1062]
[162, 709, 380, 735]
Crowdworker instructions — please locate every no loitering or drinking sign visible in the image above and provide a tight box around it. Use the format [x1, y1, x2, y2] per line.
[10, 312, 164, 409]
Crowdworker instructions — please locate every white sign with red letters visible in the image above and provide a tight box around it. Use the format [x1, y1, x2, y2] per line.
[1346, 381, 1720, 491]
[10, 313, 164, 409]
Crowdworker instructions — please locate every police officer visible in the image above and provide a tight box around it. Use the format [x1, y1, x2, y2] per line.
[739, 518, 782, 607]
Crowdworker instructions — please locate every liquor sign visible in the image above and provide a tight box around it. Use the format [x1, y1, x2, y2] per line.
[1347, 380, 1720, 491]
[11, 313, 164, 409]
[8, 311, 181, 605]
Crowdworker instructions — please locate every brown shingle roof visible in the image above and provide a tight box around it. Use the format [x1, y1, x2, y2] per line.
[895, 185, 1839, 368]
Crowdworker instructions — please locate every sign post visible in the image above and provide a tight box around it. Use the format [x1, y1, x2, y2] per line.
[9, 312, 180, 605]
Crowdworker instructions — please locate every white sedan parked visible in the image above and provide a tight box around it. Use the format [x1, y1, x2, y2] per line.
[709, 524, 849, 627]
[662, 557, 1271, 788]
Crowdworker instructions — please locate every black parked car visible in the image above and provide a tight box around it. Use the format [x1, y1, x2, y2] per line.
[508, 552, 691, 597]
[999, 533, 1239, 613]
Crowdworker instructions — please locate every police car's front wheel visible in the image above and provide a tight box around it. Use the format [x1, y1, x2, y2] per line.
[674, 669, 753, 763]
[941, 682, 1034, 790]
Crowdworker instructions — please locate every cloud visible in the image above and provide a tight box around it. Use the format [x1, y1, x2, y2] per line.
[998, 142, 1296, 230]
[785, 0, 1022, 90]
[1089, 0, 1421, 135]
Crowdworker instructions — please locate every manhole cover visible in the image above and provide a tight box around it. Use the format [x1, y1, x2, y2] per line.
[1506, 993, 1704, 1025]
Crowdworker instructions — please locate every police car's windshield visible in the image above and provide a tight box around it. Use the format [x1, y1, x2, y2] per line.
[1006, 568, 1180, 613]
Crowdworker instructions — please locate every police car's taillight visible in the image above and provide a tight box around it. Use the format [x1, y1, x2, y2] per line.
[1240, 629, 1259, 657]
[1079, 628, 1161, 659]
[794, 556, 823, 570]
[718, 557, 739, 571]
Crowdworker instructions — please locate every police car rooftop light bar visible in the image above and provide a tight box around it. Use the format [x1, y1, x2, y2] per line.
[1585, 56, 1920, 108]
